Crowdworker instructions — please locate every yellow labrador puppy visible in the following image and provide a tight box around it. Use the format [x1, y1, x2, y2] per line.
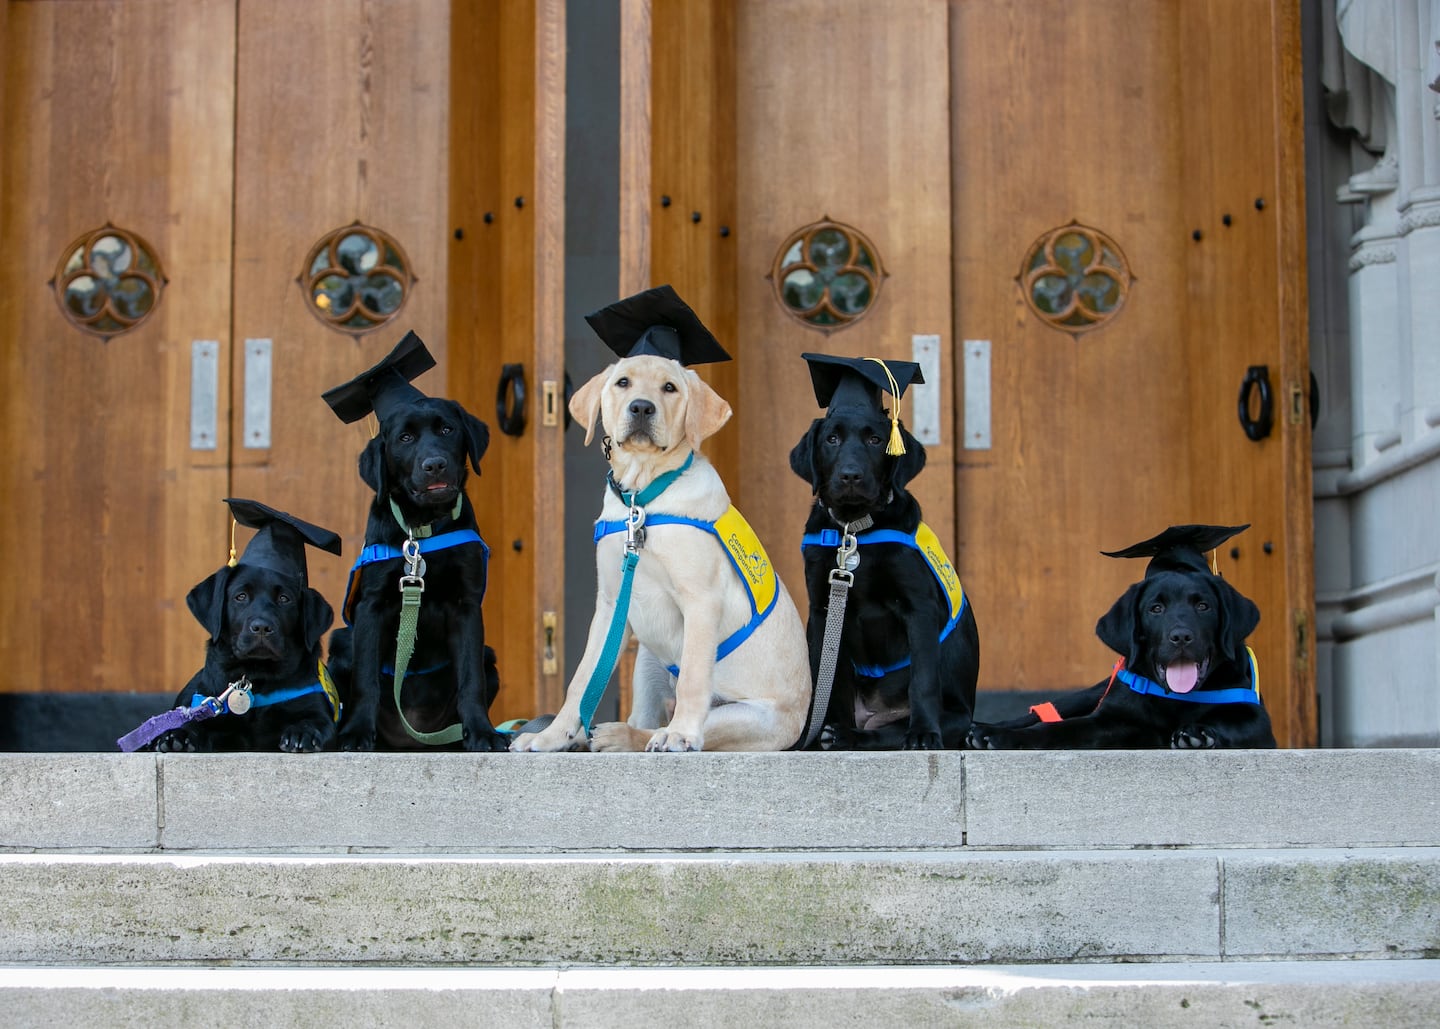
[512, 354, 812, 752]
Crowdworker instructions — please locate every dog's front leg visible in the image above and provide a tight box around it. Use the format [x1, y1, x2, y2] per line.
[903, 617, 944, 751]
[450, 601, 506, 751]
[647, 595, 723, 752]
[337, 590, 385, 751]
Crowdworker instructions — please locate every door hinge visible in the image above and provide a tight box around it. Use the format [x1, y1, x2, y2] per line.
[542, 611, 559, 675]
[1294, 609, 1309, 668]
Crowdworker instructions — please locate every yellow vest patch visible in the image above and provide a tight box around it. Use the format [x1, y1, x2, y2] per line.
[714, 505, 778, 617]
[915, 522, 966, 622]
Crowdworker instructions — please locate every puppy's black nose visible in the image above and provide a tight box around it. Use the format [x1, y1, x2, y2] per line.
[1169, 628, 1194, 646]
[248, 619, 274, 637]
[629, 398, 656, 419]
[837, 468, 865, 486]
[422, 455, 449, 477]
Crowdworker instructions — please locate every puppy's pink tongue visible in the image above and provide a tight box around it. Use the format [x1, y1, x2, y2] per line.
[1165, 662, 1199, 694]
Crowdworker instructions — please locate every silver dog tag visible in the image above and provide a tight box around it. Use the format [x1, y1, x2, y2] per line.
[844, 551, 860, 571]
[227, 689, 252, 715]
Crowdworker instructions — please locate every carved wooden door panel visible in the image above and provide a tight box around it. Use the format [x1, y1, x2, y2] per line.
[948, 0, 1314, 745]
[0, 1, 567, 723]
[0, 0, 237, 694]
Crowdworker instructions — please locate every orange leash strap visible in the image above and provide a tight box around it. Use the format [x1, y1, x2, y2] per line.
[1029, 658, 1125, 723]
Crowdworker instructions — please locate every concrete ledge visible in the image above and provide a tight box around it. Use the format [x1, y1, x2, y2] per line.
[156, 752, 965, 852]
[0, 755, 158, 850]
[0, 850, 1223, 965]
[3, 962, 1439, 1027]
[3, 848, 1437, 966]
[4, 750, 1439, 854]
[964, 749, 1440, 849]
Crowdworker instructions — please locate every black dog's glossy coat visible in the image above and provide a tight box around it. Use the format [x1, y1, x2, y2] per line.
[968, 568, 1275, 749]
[789, 410, 979, 750]
[155, 563, 337, 753]
[329, 396, 505, 751]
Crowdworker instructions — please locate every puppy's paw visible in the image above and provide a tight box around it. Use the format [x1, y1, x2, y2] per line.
[903, 730, 943, 751]
[1171, 725, 1219, 749]
[154, 730, 197, 753]
[279, 724, 332, 754]
[644, 728, 703, 753]
[337, 728, 376, 752]
[462, 727, 510, 752]
[965, 724, 1006, 750]
[511, 721, 582, 753]
[588, 722, 649, 752]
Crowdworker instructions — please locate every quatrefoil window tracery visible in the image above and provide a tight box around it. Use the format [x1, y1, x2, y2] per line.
[300, 223, 414, 335]
[771, 218, 886, 332]
[1019, 222, 1132, 336]
[51, 226, 166, 340]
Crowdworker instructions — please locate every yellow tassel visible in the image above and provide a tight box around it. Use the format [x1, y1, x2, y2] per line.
[863, 357, 907, 456]
[227, 517, 239, 568]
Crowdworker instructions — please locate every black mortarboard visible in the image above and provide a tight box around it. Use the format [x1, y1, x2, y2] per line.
[321, 330, 437, 424]
[801, 352, 925, 455]
[584, 284, 732, 366]
[224, 498, 342, 586]
[1102, 523, 1250, 576]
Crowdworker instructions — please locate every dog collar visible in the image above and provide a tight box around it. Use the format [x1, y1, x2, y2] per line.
[822, 492, 891, 531]
[389, 495, 463, 539]
[1117, 649, 1261, 706]
[607, 452, 694, 507]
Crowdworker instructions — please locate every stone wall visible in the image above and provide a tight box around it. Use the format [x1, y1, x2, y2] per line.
[1309, 0, 1440, 746]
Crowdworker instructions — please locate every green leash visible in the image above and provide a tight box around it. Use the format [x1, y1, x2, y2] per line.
[576, 454, 693, 732]
[390, 497, 465, 746]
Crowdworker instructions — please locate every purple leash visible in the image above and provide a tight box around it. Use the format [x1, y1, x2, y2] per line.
[116, 678, 252, 752]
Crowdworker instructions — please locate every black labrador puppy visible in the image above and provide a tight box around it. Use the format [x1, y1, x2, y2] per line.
[789, 354, 980, 750]
[155, 500, 342, 753]
[967, 524, 1275, 749]
[323, 333, 506, 752]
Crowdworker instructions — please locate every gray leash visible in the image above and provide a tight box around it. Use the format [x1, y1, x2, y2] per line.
[800, 513, 873, 749]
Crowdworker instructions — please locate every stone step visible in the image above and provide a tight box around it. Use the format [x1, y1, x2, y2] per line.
[3, 750, 1437, 853]
[2, 847, 1437, 966]
[3, 962, 1439, 1027]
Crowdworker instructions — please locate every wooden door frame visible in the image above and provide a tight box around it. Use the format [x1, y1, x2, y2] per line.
[448, 0, 567, 721]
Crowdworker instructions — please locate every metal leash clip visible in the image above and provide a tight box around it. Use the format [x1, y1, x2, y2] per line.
[836, 529, 860, 572]
[400, 536, 427, 593]
[625, 504, 647, 554]
[216, 676, 253, 715]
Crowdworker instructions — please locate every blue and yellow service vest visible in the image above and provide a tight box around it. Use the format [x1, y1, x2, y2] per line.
[593, 506, 778, 676]
[800, 522, 967, 678]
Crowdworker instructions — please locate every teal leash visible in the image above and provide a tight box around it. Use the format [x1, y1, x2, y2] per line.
[576, 453, 693, 732]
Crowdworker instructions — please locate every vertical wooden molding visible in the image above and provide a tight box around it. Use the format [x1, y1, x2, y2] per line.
[533, 0, 568, 712]
[619, 0, 652, 293]
[1272, 0, 1317, 746]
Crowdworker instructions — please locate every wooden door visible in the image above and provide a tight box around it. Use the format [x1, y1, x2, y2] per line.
[638, 0, 1313, 745]
[0, 0, 237, 694]
[949, 0, 1314, 746]
[0, 0, 566, 724]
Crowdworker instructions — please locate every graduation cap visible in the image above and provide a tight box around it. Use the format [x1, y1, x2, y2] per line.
[1101, 523, 1250, 576]
[584, 284, 731, 366]
[224, 498, 342, 586]
[801, 352, 925, 456]
[321, 330, 436, 424]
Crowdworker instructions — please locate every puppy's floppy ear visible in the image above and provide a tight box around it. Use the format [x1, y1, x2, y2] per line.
[568, 367, 610, 446]
[301, 588, 335, 653]
[1095, 581, 1144, 662]
[1212, 576, 1260, 664]
[789, 419, 824, 491]
[889, 423, 927, 491]
[683, 369, 733, 451]
[358, 435, 387, 494]
[186, 568, 230, 643]
[453, 402, 490, 474]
